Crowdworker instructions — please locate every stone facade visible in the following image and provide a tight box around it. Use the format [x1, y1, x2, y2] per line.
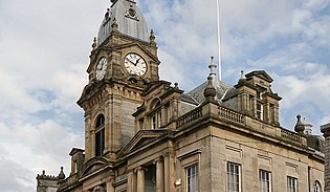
[37, 0, 325, 192]
[321, 124, 330, 192]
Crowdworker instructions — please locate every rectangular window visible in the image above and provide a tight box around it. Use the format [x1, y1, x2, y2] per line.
[260, 170, 271, 192]
[74, 161, 78, 173]
[287, 176, 298, 192]
[187, 164, 198, 192]
[152, 115, 156, 129]
[95, 129, 105, 156]
[227, 162, 241, 192]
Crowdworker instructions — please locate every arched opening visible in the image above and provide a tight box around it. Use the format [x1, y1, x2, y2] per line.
[314, 180, 322, 192]
[95, 114, 105, 156]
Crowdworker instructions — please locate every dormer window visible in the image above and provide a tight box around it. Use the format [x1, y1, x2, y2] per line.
[256, 89, 263, 120]
[95, 114, 105, 156]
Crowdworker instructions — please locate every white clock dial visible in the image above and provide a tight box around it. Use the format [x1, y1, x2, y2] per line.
[124, 53, 147, 76]
[96, 57, 108, 80]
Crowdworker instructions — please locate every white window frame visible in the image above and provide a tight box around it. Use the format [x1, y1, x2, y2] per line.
[227, 162, 241, 192]
[186, 164, 198, 192]
[257, 102, 263, 120]
[287, 176, 298, 192]
[259, 170, 271, 192]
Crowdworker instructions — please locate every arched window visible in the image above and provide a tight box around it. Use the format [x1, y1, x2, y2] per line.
[314, 181, 322, 192]
[95, 114, 105, 156]
[151, 100, 162, 129]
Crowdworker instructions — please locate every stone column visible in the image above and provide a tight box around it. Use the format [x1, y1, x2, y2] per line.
[136, 167, 145, 192]
[155, 158, 164, 192]
[321, 123, 330, 192]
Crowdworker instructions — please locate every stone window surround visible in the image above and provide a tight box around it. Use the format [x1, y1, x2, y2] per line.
[178, 150, 201, 192]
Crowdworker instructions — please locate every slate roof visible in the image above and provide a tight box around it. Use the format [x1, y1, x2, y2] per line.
[182, 78, 239, 110]
[98, 0, 150, 45]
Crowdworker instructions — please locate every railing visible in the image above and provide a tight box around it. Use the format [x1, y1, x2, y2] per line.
[218, 106, 245, 124]
[175, 103, 305, 146]
[176, 106, 203, 128]
[280, 129, 302, 144]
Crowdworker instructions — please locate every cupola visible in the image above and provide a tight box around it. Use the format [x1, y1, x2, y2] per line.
[97, 0, 150, 46]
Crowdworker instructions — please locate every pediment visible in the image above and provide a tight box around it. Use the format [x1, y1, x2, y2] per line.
[141, 81, 172, 96]
[82, 156, 108, 177]
[246, 70, 273, 83]
[121, 129, 171, 155]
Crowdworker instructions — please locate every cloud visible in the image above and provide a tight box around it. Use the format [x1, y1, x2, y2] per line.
[0, 150, 35, 192]
[0, 119, 84, 192]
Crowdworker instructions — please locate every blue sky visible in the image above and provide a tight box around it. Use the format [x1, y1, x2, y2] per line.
[0, 0, 329, 191]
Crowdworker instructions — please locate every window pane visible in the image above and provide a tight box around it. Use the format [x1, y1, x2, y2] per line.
[95, 129, 105, 156]
[287, 176, 297, 192]
[260, 170, 271, 192]
[187, 164, 198, 192]
[314, 181, 321, 192]
[227, 162, 240, 192]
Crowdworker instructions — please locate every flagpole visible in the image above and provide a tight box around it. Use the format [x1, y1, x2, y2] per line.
[216, 0, 222, 81]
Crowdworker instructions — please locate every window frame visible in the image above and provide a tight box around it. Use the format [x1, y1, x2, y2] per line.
[95, 114, 105, 156]
[287, 176, 298, 192]
[226, 162, 241, 192]
[151, 100, 162, 129]
[313, 180, 322, 192]
[186, 164, 199, 192]
[259, 170, 271, 192]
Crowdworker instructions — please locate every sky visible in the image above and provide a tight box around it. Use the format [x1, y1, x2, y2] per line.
[0, 0, 329, 191]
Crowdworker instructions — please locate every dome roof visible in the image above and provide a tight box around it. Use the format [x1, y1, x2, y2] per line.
[98, 0, 150, 46]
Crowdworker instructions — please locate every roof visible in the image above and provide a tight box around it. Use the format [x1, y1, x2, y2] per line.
[98, 0, 150, 45]
[245, 70, 273, 83]
[184, 78, 238, 109]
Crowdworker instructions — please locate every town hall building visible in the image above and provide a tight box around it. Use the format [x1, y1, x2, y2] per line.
[36, 0, 325, 192]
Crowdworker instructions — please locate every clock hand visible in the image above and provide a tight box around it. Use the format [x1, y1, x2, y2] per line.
[135, 58, 141, 66]
[128, 60, 136, 66]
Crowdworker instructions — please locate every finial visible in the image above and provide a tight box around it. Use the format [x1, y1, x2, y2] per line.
[174, 82, 178, 89]
[240, 70, 244, 79]
[150, 29, 156, 46]
[42, 170, 45, 175]
[58, 166, 65, 180]
[111, 17, 118, 31]
[203, 76, 217, 103]
[208, 56, 217, 78]
[294, 114, 305, 134]
[92, 37, 97, 50]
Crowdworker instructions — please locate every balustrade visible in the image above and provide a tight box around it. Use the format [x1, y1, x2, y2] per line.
[218, 106, 245, 124]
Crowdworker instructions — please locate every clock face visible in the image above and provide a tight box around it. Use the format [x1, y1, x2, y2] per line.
[124, 53, 147, 76]
[96, 57, 108, 80]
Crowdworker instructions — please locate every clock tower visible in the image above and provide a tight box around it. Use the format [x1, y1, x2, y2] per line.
[77, 0, 160, 161]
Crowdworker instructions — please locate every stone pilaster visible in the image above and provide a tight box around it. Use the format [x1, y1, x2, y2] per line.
[127, 170, 136, 192]
[164, 152, 175, 192]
